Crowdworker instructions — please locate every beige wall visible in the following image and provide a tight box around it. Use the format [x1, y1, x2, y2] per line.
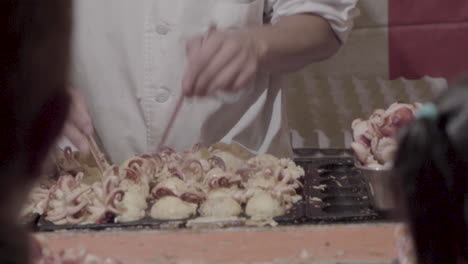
[283, 0, 447, 148]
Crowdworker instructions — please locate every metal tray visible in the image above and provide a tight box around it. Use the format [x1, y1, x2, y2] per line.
[273, 200, 306, 225]
[293, 148, 353, 158]
[297, 157, 385, 223]
[34, 156, 390, 231]
[23, 213, 40, 231]
[36, 216, 185, 232]
[36, 209, 306, 232]
[36, 182, 307, 232]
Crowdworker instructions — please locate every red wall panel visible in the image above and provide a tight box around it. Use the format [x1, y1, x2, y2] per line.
[389, 1, 468, 80]
[389, 0, 468, 25]
[389, 23, 468, 80]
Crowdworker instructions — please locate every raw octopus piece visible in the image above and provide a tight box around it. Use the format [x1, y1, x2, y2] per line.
[209, 150, 245, 172]
[151, 177, 188, 198]
[203, 168, 243, 189]
[37, 142, 305, 224]
[351, 102, 421, 168]
[22, 185, 50, 217]
[182, 158, 211, 182]
[86, 174, 125, 224]
[150, 177, 205, 204]
[54, 147, 85, 176]
[45, 173, 91, 225]
[104, 165, 149, 223]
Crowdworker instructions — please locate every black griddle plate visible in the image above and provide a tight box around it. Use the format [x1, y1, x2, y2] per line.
[296, 157, 385, 223]
[35, 155, 389, 231]
[37, 198, 307, 232]
[36, 216, 185, 232]
[293, 148, 353, 157]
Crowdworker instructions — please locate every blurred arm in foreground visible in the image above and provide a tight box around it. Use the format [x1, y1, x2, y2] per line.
[394, 79, 468, 264]
[0, 1, 72, 263]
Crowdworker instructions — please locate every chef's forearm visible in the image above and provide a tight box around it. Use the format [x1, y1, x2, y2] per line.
[252, 14, 341, 73]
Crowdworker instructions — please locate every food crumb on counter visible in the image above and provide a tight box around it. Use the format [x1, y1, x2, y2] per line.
[299, 249, 312, 260]
[313, 185, 327, 191]
[310, 197, 323, 203]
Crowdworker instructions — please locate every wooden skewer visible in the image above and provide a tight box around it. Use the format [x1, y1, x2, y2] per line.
[157, 94, 184, 152]
[87, 135, 110, 175]
[156, 25, 217, 152]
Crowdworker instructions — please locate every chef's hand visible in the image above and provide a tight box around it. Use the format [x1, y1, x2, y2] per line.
[63, 88, 94, 154]
[182, 27, 263, 97]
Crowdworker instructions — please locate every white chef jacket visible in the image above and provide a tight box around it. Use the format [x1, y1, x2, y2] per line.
[70, 0, 359, 164]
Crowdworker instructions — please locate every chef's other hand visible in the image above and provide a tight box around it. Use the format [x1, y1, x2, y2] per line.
[183, 27, 262, 97]
[63, 88, 94, 154]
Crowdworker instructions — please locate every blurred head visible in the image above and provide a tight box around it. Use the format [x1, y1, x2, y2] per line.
[0, 1, 71, 263]
[0, 0, 71, 205]
[394, 80, 468, 264]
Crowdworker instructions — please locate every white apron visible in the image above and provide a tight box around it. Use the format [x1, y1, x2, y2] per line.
[70, 0, 292, 164]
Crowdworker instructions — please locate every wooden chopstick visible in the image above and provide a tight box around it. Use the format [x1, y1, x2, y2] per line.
[155, 25, 218, 152]
[87, 135, 110, 175]
[156, 94, 184, 152]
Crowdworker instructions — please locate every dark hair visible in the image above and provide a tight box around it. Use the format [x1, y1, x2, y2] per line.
[394, 81, 468, 264]
[0, 1, 71, 263]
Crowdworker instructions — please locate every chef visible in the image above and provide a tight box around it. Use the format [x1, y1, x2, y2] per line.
[65, 0, 359, 164]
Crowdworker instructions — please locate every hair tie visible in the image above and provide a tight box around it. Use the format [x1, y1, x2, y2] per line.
[415, 103, 439, 121]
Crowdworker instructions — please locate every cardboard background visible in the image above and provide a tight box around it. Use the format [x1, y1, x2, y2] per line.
[284, 0, 466, 148]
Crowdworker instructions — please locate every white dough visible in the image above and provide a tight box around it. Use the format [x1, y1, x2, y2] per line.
[150, 196, 197, 220]
[247, 177, 277, 190]
[115, 181, 149, 223]
[245, 190, 285, 218]
[199, 197, 242, 217]
[206, 188, 233, 199]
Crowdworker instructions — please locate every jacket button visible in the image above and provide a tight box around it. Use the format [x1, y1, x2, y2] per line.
[156, 25, 170, 35]
[155, 87, 170, 103]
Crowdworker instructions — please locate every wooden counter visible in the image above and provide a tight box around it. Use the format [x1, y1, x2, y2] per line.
[42, 223, 399, 264]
